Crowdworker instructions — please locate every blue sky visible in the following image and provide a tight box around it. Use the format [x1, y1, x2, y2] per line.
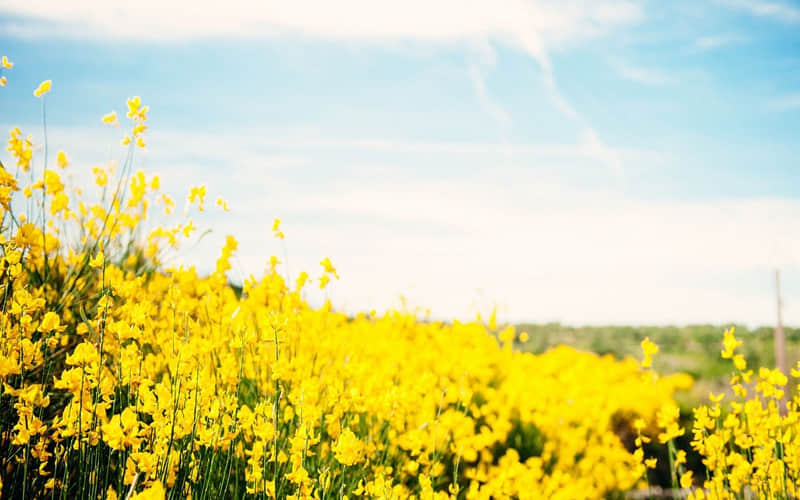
[1, 0, 799, 326]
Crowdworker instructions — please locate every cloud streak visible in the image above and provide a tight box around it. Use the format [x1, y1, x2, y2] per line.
[693, 34, 745, 51]
[719, 0, 800, 22]
[468, 64, 512, 133]
[611, 58, 671, 85]
[770, 93, 800, 111]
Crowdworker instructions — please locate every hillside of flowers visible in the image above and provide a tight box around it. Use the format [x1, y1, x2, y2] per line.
[3, 61, 800, 500]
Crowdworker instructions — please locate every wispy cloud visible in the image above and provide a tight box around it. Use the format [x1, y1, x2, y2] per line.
[3, 122, 797, 326]
[719, 0, 800, 22]
[770, 93, 800, 111]
[258, 183, 800, 326]
[468, 64, 512, 132]
[26, 126, 644, 194]
[693, 34, 745, 51]
[0, 0, 641, 44]
[611, 58, 671, 85]
[0, 0, 639, 180]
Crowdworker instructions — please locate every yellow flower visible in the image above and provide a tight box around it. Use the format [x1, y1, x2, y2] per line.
[91, 166, 109, 187]
[102, 408, 141, 450]
[56, 150, 69, 169]
[5, 249, 21, 266]
[33, 80, 52, 98]
[102, 111, 118, 126]
[89, 251, 105, 269]
[7, 127, 34, 171]
[656, 402, 684, 443]
[333, 428, 365, 466]
[688, 489, 706, 500]
[721, 327, 741, 359]
[129, 480, 164, 500]
[132, 123, 147, 137]
[65, 341, 100, 366]
[675, 449, 687, 466]
[499, 326, 515, 343]
[272, 218, 284, 239]
[680, 470, 693, 488]
[127, 96, 142, 118]
[320, 257, 339, 279]
[182, 220, 196, 238]
[269, 255, 281, 272]
[0, 76, 6, 87]
[488, 307, 498, 330]
[641, 337, 659, 368]
[188, 185, 207, 210]
[296, 271, 309, 290]
[1, 56, 12, 69]
[39, 311, 60, 332]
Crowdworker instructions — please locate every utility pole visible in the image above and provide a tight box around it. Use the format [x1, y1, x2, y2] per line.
[776, 268, 787, 377]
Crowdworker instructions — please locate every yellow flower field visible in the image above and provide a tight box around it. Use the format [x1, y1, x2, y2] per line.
[2, 60, 799, 500]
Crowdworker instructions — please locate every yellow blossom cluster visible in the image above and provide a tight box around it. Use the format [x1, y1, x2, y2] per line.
[635, 328, 800, 499]
[0, 55, 13, 87]
[0, 80, 692, 499]
[122, 96, 149, 148]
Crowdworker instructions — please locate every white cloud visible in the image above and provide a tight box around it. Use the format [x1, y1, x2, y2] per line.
[251, 180, 800, 326]
[3, 122, 655, 168]
[0, 1, 642, 46]
[578, 129, 623, 178]
[693, 34, 745, 51]
[5, 123, 796, 326]
[719, 0, 800, 22]
[468, 64, 512, 132]
[770, 93, 800, 111]
[611, 58, 671, 85]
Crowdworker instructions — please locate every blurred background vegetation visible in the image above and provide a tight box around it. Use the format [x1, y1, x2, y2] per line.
[515, 322, 800, 407]
[515, 322, 800, 489]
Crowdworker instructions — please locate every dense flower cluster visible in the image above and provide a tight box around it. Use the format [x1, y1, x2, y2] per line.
[686, 327, 800, 500]
[1, 65, 692, 499]
[636, 328, 800, 499]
